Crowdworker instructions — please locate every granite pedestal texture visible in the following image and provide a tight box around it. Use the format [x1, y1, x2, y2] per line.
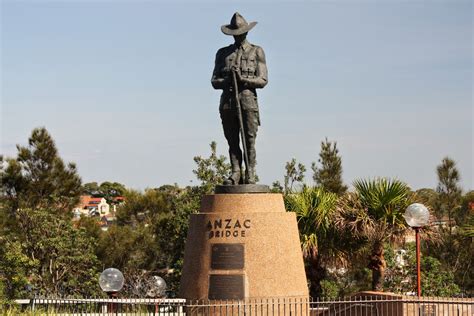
[179, 192, 309, 301]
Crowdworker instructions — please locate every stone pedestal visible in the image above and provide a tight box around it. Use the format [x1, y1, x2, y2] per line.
[179, 193, 308, 300]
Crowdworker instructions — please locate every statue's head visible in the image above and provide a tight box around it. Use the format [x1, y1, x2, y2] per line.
[233, 33, 248, 45]
[221, 12, 257, 36]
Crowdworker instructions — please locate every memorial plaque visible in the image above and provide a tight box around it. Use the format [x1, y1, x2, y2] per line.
[211, 243, 244, 270]
[208, 274, 244, 300]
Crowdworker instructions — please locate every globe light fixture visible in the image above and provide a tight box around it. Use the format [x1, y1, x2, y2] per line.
[404, 203, 430, 228]
[146, 276, 167, 298]
[146, 276, 167, 314]
[404, 203, 430, 297]
[99, 268, 124, 295]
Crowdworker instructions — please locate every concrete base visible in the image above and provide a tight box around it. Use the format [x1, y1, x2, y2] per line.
[179, 193, 308, 300]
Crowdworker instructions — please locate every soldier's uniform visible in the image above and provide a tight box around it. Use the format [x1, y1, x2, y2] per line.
[211, 13, 268, 185]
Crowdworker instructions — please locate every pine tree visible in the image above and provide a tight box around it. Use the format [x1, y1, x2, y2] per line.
[1, 127, 82, 215]
[311, 138, 347, 195]
[0, 128, 99, 299]
[435, 157, 462, 234]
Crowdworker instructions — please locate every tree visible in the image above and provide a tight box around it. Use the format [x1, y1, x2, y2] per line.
[102, 188, 173, 295]
[384, 243, 461, 296]
[283, 158, 306, 193]
[0, 239, 37, 300]
[435, 157, 462, 234]
[98, 182, 126, 204]
[421, 255, 461, 296]
[1, 127, 82, 216]
[351, 178, 412, 291]
[413, 188, 438, 210]
[270, 181, 284, 193]
[456, 214, 474, 295]
[192, 142, 231, 194]
[1, 208, 101, 298]
[429, 160, 472, 295]
[152, 187, 200, 296]
[426, 208, 474, 296]
[0, 128, 99, 299]
[457, 190, 474, 226]
[115, 188, 170, 226]
[82, 182, 100, 196]
[82, 181, 126, 205]
[97, 224, 158, 274]
[75, 216, 102, 241]
[285, 186, 358, 297]
[311, 138, 347, 195]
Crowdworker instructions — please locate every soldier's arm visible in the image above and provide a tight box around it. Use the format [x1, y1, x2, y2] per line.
[211, 49, 228, 90]
[241, 47, 268, 89]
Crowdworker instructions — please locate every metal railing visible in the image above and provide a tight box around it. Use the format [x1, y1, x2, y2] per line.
[309, 296, 473, 316]
[3, 295, 473, 315]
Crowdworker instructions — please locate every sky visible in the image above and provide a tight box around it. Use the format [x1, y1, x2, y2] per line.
[1, 0, 472, 191]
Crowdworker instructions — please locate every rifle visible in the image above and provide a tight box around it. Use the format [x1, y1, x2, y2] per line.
[232, 70, 249, 183]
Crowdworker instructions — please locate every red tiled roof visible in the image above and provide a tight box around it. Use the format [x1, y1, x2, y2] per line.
[78, 195, 104, 209]
[76, 195, 125, 209]
[78, 195, 93, 208]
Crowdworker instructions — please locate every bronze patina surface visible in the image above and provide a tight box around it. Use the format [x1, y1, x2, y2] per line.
[215, 184, 270, 194]
[212, 12, 268, 185]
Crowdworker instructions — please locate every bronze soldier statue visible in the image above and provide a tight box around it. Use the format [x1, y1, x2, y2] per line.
[211, 12, 268, 185]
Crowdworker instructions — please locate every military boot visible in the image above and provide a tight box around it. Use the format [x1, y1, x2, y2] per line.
[223, 170, 241, 185]
[245, 166, 257, 184]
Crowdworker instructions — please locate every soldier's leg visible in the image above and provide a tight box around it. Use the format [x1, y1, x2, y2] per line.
[220, 110, 242, 184]
[242, 109, 259, 184]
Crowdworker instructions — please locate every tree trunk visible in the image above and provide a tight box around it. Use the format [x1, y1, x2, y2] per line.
[306, 255, 326, 298]
[368, 242, 386, 291]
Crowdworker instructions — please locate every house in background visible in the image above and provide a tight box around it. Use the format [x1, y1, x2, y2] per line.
[74, 196, 110, 217]
[72, 195, 125, 230]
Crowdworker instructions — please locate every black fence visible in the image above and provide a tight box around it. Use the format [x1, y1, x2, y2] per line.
[3, 295, 473, 315]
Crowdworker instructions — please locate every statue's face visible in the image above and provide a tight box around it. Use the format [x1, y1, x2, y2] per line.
[233, 33, 247, 45]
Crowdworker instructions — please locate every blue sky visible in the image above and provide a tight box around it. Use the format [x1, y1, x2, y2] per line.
[1, 0, 472, 191]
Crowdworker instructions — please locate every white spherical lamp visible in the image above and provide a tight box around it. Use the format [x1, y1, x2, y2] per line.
[404, 203, 430, 228]
[146, 276, 167, 298]
[99, 268, 124, 294]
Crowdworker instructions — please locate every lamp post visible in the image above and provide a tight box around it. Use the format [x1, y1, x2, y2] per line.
[403, 203, 430, 297]
[99, 268, 124, 314]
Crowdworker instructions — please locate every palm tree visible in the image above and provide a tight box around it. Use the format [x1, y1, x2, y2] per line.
[350, 178, 412, 291]
[285, 186, 356, 297]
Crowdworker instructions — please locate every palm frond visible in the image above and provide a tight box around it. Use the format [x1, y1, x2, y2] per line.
[285, 186, 339, 260]
[353, 178, 412, 241]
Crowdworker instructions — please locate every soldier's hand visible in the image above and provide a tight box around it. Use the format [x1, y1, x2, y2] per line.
[231, 66, 242, 82]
